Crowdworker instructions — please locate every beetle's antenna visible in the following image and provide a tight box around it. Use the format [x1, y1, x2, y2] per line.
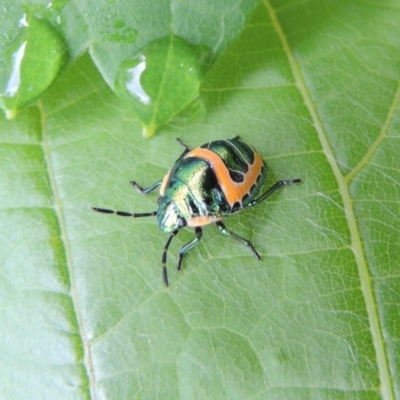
[92, 207, 157, 218]
[176, 138, 190, 151]
[162, 229, 179, 286]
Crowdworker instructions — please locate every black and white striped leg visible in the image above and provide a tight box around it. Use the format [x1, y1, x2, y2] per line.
[247, 179, 301, 207]
[130, 180, 162, 195]
[92, 207, 157, 218]
[177, 227, 203, 272]
[216, 221, 260, 260]
[162, 229, 180, 286]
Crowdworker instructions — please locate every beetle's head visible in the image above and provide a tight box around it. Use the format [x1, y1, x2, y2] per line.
[156, 196, 186, 233]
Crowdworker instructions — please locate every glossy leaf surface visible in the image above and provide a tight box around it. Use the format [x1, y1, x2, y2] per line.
[115, 35, 208, 137]
[0, 11, 67, 119]
[0, 0, 260, 133]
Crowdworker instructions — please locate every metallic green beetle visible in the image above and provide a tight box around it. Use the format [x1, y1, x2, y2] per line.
[93, 137, 301, 286]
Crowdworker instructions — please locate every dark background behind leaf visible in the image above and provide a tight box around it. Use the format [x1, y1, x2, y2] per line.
[1, 0, 399, 399]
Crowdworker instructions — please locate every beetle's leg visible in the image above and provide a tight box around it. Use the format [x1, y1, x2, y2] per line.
[247, 179, 301, 207]
[92, 207, 157, 218]
[130, 180, 162, 195]
[176, 227, 203, 272]
[216, 221, 260, 260]
[162, 229, 180, 286]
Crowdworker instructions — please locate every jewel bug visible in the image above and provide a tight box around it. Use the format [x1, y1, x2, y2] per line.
[93, 137, 301, 286]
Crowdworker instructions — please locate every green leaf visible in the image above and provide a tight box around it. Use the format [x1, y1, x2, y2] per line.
[1, 1, 400, 399]
[0, 10, 68, 119]
[71, 0, 260, 85]
[0, 0, 260, 133]
[114, 35, 209, 137]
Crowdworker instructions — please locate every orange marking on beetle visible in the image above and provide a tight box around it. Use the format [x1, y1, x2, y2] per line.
[184, 147, 264, 207]
[187, 216, 221, 227]
[160, 169, 171, 195]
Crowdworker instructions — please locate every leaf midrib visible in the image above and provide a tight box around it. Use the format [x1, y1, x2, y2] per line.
[39, 100, 97, 400]
[263, 0, 394, 398]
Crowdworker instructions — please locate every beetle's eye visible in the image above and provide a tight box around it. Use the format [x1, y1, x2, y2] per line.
[178, 218, 186, 228]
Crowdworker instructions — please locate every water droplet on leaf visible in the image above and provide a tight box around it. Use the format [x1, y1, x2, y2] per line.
[115, 34, 211, 137]
[109, 21, 138, 43]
